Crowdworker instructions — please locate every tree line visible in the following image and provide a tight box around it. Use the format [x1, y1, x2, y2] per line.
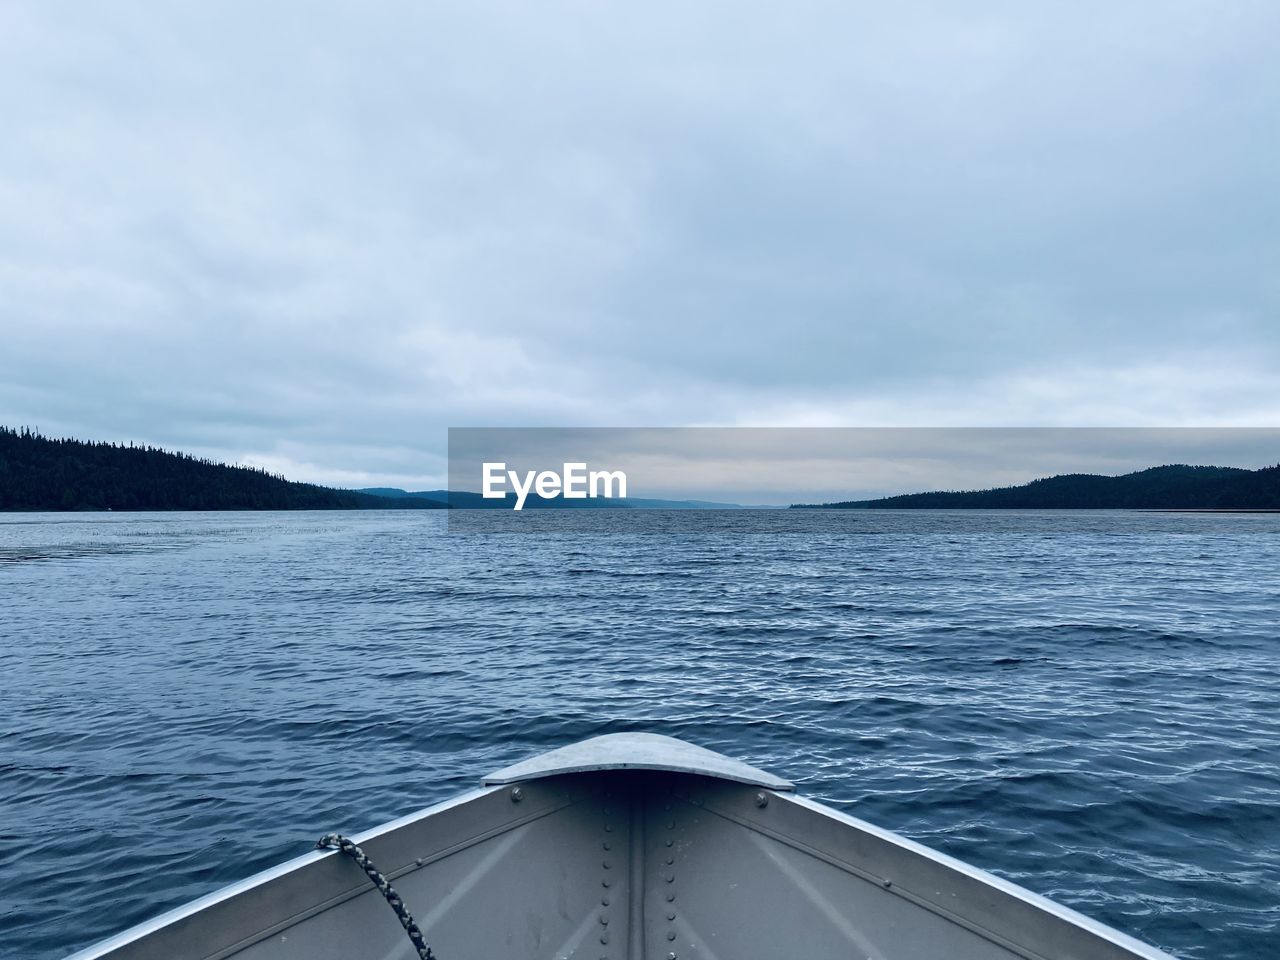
[0, 427, 442, 511]
[794, 464, 1280, 510]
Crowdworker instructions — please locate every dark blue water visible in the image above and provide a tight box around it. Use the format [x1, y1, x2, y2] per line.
[2, 511, 1278, 959]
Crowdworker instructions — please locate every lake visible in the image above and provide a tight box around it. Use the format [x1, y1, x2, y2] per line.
[2, 510, 1278, 959]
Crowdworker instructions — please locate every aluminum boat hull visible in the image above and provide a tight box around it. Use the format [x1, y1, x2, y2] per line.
[68, 734, 1175, 960]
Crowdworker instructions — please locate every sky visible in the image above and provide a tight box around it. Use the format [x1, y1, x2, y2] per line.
[2, 2, 1278, 492]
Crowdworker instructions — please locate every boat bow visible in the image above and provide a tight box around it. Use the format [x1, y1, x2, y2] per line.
[483, 732, 793, 790]
[67, 734, 1175, 960]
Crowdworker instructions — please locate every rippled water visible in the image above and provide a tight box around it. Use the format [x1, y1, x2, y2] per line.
[2, 511, 1278, 959]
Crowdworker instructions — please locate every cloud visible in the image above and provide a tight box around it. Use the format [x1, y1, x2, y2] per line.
[1, 1, 1277, 484]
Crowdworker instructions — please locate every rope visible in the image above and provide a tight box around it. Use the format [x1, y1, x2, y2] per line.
[316, 833, 436, 960]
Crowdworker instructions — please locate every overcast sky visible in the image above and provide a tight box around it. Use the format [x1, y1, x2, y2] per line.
[2, 2, 1278, 490]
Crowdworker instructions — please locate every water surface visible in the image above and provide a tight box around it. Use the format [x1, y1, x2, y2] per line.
[2, 511, 1278, 959]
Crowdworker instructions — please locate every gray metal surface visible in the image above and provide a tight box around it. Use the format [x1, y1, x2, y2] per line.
[67, 736, 1176, 960]
[663, 776, 1173, 960]
[482, 732, 794, 790]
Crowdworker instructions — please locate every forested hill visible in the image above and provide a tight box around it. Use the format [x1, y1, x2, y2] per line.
[0, 427, 443, 511]
[796, 464, 1280, 510]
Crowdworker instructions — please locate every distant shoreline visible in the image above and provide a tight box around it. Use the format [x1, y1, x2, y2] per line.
[794, 463, 1280, 511]
[6, 427, 1278, 513]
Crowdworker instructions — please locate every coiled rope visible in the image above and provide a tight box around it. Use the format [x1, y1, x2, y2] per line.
[316, 833, 435, 960]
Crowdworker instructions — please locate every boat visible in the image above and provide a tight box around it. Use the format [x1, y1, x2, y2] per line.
[69, 733, 1175, 960]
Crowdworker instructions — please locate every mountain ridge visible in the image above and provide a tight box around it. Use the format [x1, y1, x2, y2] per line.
[353, 487, 761, 509]
[794, 463, 1280, 510]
